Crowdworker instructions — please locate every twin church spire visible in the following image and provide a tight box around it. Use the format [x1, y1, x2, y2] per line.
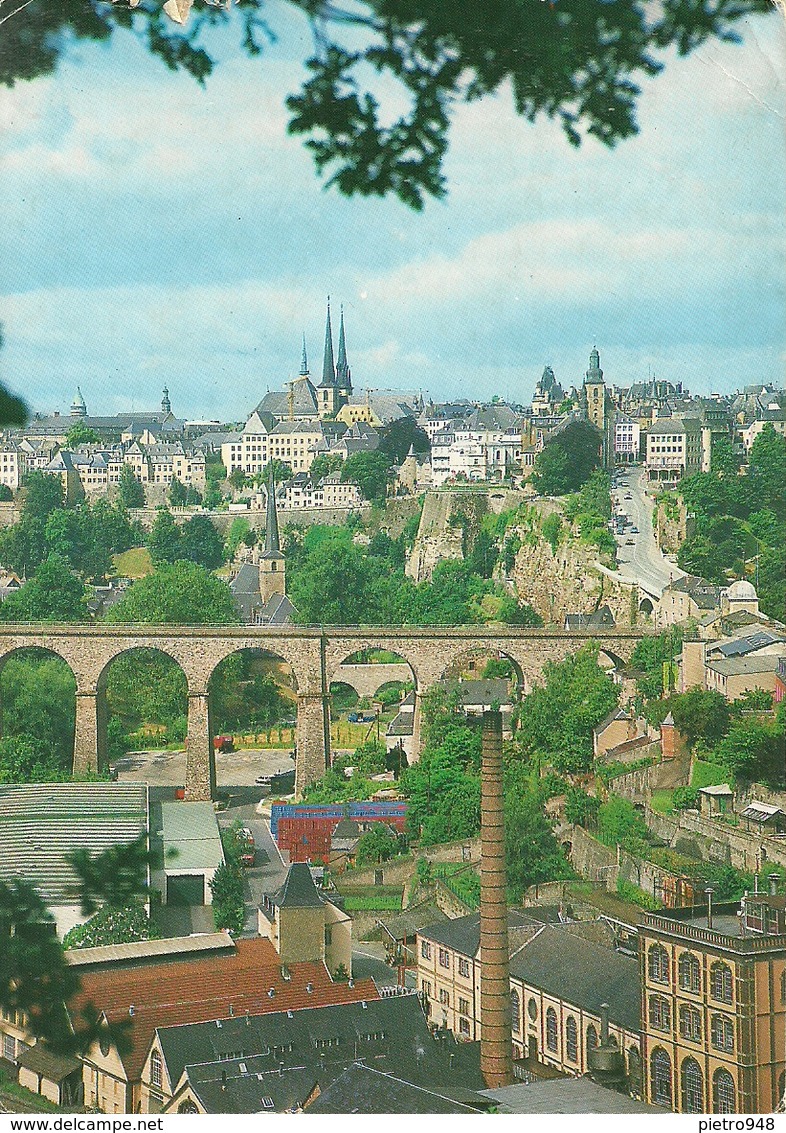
[317, 298, 352, 395]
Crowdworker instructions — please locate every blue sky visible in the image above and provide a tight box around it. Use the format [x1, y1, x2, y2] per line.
[0, 7, 784, 422]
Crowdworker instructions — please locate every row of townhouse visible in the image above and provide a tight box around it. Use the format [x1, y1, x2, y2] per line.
[430, 412, 523, 485]
[275, 473, 362, 510]
[0, 437, 61, 492]
[417, 889, 786, 1114]
[42, 442, 206, 501]
[221, 413, 378, 478]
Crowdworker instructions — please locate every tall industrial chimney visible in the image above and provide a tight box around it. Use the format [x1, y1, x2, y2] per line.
[480, 709, 513, 1088]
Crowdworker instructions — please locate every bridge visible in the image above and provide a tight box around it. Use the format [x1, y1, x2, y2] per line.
[0, 625, 649, 800]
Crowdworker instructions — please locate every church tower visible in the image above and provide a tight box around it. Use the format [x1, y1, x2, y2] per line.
[259, 471, 286, 603]
[335, 305, 352, 401]
[161, 386, 171, 415]
[318, 299, 338, 419]
[582, 346, 615, 471]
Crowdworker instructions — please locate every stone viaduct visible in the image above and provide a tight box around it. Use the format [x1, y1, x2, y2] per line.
[0, 625, 648, 801]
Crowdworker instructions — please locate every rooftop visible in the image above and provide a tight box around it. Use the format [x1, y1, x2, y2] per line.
[0, 783, 147, 906]
[160, 801, 224, 872]
[69, 936, 379, 1080]
[481, 1077, 661, 1114]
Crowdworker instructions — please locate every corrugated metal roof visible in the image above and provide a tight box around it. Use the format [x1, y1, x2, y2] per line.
[160, 801, 224, 871]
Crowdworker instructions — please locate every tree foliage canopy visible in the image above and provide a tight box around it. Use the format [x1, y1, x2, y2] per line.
[533, 421, 601, 496]
[0, 1, 771, 212]
[106, 560, 240, 624]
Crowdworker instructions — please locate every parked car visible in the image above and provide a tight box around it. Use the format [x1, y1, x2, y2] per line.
[626, 538, 635, 545]
[238, 826, 255, 867]
[631, 526, 639, 534]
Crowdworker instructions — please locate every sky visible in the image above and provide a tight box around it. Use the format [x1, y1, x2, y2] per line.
[0, 5, 784, 423]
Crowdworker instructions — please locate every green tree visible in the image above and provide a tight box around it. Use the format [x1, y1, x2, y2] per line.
[533, 421, 601, 495]
[597, 796, 650, 854]
[505, 789, 571, 902]
[356, 825, 400, 865]
[209, 861, 245, 936]
[518, 644, 618, 774]
[168, 478, 189, 506]
[66, 836, 152, 917]
[289, 534, 374, 624]
[0, 652, 75, 767]
[224, 516, 253, 561]
[179, 513, 225, 570]
[564, 785, 600, 827]
[0, 3, 771, 211]
[710, 435, 739, 476]
[714, 720, 784, 787]
[228, 467, 249, 490]
[748, 425, 786, 518]
[0, 554, 88, 622]
[541, 513, 562, 554]
[652, 688, 731, 747]
[62, 902, 158, 950]
[118, 463, 146, 508]
[65, 423, 101, 448]
[0, 734, 71, 784]
[341, 450, 391, 500]
[147, 508, 182, 565]
[106, 561, 240, 625]
[0, 880, 100, 1052]
[308, 454, 344, 482]
[378, 417, 430, 465]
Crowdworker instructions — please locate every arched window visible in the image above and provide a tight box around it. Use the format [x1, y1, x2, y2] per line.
[678, 953, 701, 993]
[150, 1050, 163, 1091]
[510, 989, 520, 1035]
[586, 1024, 598, 1051]
[678, 1004, 702, 1043]
[545, 1007, 558, 1053]
[527, 997, 538, 1021]
[681, 1056, 704, 1114]
[649, 995, 670, 1032]
[565, 1016, 578, 1063]
[651, 1048, 672, 1108]
[648, 944, 669, 984]
[713, 1069, 736, 1115]
[710, 962, 733, 1004]
[710, 1014, 734, 1053]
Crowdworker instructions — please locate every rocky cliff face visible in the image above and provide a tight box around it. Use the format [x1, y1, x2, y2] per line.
[510, 505, 635, 627]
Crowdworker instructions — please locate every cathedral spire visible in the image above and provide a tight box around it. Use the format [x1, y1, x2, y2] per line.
[335, 305, 352, 392]
[299, 334, 309, 377]
[264, 467, 281, 555]
[321, 298, 336, 388]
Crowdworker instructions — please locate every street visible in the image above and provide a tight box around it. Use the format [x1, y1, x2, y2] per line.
[114, 747, 295, 788]
[610, 465, 686, 597]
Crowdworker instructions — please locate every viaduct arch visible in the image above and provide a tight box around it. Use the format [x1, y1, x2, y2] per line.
[0, 625, 649, 800]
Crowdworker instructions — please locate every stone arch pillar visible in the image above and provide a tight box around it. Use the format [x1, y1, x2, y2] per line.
[295, 687, 331, 798]
[73, 688, 108, 777]
[184, 687, 215, 802]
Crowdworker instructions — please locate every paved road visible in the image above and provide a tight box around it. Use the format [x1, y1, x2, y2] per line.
[217, 797, 290, 933]
[610, 466, 685, 598]
[115, 747, 295, 788]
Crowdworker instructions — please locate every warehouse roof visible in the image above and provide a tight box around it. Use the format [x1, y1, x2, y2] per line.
[0, 783, 147, 906]
[160, 801, 224, 872]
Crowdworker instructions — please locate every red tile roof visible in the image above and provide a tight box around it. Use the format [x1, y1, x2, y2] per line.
[68, 937, 379, 1080]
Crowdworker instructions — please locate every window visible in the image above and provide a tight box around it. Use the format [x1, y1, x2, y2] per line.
[438, 988, 450, 1007]
[586, 1024, 598, 1051]
[420, 941, 432, 961]
[649, 995, 671, 1032]
[565, 1016, 578, 1063]
[458, 997, 470, 1016]
[438, 948, 451, 969]
[710, 962, 733, 1004]
[527, 998, 538, 1022]
[545, 1008, 558, 1053]
[648, 944, 669, 984]
[459, 1018, 471, 1037]
[713, 1069, 736, 1114]
[150, 1050, 162, 1091]
[651, 1048, 672, 1108]
[681, 1057, 704, 1114]
[458, 957, 470, 978]
[710, 1015, 734, 1053]
[781, 970, 786, 1004]
[678, 952, 701, 993]
[679, 1005, 702, 1042]
[510, 989, 520, 1034]
[2, 1034, 15, 1062]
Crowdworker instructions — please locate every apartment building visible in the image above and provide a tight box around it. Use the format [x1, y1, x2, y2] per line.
[639, 890, 786, 1113]
[645, 416, 702, 484]
[417, 912, 642, 1092]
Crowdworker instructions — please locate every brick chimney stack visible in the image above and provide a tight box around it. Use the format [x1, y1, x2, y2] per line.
[480, 709, 513, 1088]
